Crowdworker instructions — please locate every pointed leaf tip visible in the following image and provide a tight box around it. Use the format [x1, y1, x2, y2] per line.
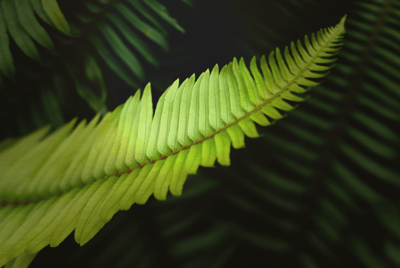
[144, 82, 152, 92]
[339, 14, 347, 25]
[42, 0, 71, 36]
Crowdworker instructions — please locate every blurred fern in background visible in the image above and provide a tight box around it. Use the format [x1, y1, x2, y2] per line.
[1, 0, 399, 267]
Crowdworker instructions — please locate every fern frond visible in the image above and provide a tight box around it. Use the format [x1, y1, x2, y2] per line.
[0, 0, 185, 142]
[237, 1, 399, 266]
[0, 16, 346, 266]
[0, 0, 69, 82]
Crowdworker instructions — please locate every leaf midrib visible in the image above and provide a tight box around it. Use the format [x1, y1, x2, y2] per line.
[114, 26, 340, 176]
[2, 26, 340, 206]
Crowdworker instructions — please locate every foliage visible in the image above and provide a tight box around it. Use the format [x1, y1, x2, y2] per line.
[1, 0, 399, 267]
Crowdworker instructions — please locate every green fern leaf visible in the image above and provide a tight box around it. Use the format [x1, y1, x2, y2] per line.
[16, 0, 55, 52]
[0, 0, 66, 83]
[0, 16, 346, 267]
[1, 0, 40, 61]
[41, 0, 71, 36]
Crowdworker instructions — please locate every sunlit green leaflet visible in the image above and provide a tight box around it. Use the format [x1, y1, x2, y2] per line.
[0, 16, 346, 267]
